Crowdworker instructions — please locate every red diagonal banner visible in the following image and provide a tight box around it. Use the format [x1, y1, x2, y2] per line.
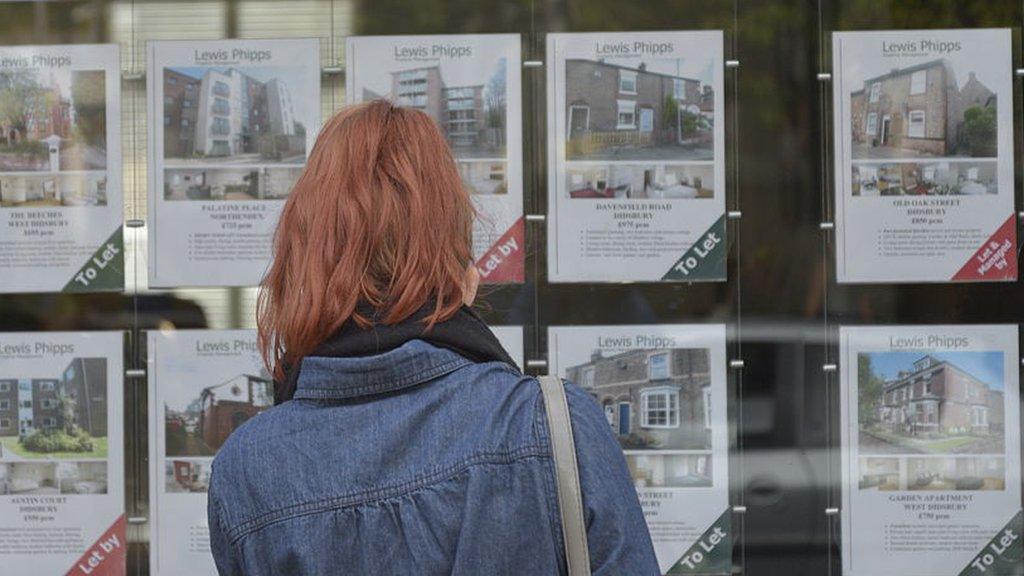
[475, 216, 525, 284]
[952, 214, 1018, 281]
[66, 515, 126, 576]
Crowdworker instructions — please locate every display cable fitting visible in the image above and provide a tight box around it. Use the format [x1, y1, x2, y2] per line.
[523, 60, 543, 68]
[125, 369, 146, 378]
[525, 214, 546, 223]
[822, 363, 837, 373]
[726, 60, 740, 68]
[126, 219, 145, 229]
[825, 507, 840, 516]
[526, 359, 549, 370]
[816, 72, 831, 81]
[819, 222, 835, 231]
[729, 359, 745, 370]
[727, 211, 742, 220]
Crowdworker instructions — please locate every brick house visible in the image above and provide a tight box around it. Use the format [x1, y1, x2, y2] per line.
[0, 358, 106, 440]
[850, 59, 994, 156]
[198, 373, 273, 451]
[564, 59, 710, 153]
[565, 348, 711, 450]
[878, 355, 1002, 436]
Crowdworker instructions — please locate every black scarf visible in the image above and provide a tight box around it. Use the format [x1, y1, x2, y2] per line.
[276, 304, 519, 403]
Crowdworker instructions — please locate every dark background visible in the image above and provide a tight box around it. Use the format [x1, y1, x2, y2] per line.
[0, 0, 1021, 574]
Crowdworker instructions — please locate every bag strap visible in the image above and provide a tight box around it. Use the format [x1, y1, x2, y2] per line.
[538, 375, 592, 576]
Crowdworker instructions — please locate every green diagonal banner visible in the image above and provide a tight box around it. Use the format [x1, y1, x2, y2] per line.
[959, 510, 1023, 576]
[661, 214, 727, 281]
[667, 508, 732, 575]
[62, 226, 124, 292]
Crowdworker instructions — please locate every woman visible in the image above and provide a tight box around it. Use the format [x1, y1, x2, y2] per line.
[208, 100, 659, 575]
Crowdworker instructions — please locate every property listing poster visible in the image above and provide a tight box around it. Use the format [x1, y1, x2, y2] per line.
[548, 324, 729, 574]
[832, 30, 1016, 283]
[346, 34, 525, 283]
[0, 45, 123, 293]
[148, 329, 272, 575]
[490, 325, 524, 369]
[840, 325, 1023, 576]
[147, 39, 320, 287]
[0, 331, 125, 575]
[546, 31, 726, 282]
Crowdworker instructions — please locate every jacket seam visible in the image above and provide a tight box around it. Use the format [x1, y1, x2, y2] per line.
[293, 358, 469, 399]
[533, 379, 569, 576]
[225, 445, 548, 543]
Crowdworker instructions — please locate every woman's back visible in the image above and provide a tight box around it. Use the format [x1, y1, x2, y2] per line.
[208, 339, 659, 575]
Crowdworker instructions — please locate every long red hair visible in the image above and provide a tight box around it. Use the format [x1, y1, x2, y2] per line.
[257, 100, 475, 380]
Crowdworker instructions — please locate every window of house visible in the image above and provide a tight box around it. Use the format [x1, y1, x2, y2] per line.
[907, 111, 926, 138]
[865, 113, 878, 136]
[702, 386, 712, 429]
[0, 418, 8, 429]
[19, 400, 30, 409]
[673, 78, 685, 100]
[603, 404, 614, 428]
[0, 400, 8, 410]
[616, 100, 636, 129]
[42, 417, 57, 428]
[967, 167, 979, 180]
[39, 382, 54, 392]
[163, 116, 171, 126]
[581, 367, 595, 388]
[213, 80, 230, 96]
[41, 399, 55, 409]
[910, 70, 926, 95]
[640, 387, 679, 428]
[619, 70, 637, 94]
[0, 382, 9, 393]
[182, 99, 192, 108]
[164, 96, 173, 105]
[168, 76, 177, 85]
[648, 352, 670, 380]
[182, 119, 190, 128]
[869, 82, 881, 103]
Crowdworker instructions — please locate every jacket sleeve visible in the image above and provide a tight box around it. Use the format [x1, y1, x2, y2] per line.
[207, 466, 244, 576]
[562, 381, 662, 575]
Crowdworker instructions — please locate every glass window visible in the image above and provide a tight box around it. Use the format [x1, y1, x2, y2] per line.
[869, 82, 881, 102]
[0, 400, 8, 410]
[865, 113, 878, 136]
[910, 70, 926, 95]
[616, 99, 636, 129]
[648, 352, 670, 380]
[619, 70, 637, 94]
[907, 110, 926, 137]
[641, 388, 679, 429]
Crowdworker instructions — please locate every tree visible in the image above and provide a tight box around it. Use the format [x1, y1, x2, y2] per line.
[660, 94, 678, 131]
[71, 70, 106, 147]
[58, 389, 78, 435]
[961, 105, 996, 157]
[858, 354, 885, 428]
[0, 70, 42, 139]
[484, 58, 506, 130]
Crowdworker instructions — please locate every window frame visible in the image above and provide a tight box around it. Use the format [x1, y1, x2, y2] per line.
[869, 82, 881, 103]
[910, 70, 927, 95]
[640, 386, 680, 429]
[616, 99, 637, 130]
[619, 69, 638, 95]
[907, 110, 926, 138]
[647, 351, 671, 381]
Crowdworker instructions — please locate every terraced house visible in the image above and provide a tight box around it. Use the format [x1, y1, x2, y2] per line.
[565, 348, 711, 450]
[0, 358, 106, 440]
[878, 355, 1002, 436]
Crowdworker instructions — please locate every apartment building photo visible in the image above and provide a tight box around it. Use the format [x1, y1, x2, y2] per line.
[565, 348, 712, 451]
[163, 67, 305, 162]
[197, 373, 273, 452]
[850, 59, 996, 158]
[877, 355, 1002, 437]
[565, 58, 714, 161]
[0, 357, 107, 441]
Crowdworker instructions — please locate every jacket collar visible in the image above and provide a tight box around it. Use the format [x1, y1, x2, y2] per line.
[292, 340, 474, 401]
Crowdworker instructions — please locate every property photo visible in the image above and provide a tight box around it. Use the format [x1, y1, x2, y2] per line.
[0, 68, 107, 172]
[852, 161, 996, 196]
[163, 167, 300, 201]
[0, 172, 107, 207]
[858, 457, 900, 491]
[849, 59, 997, 159]
[566, 163, 714, 199]
[565, 347, 712, 451]
[906, 456, 1005, 491]
[458, 160, 507, 195]
[164, 371, 273, 457]
[627, 453, 713, 488]
[163, 66, 308, 164]
[57, 461, 108, 495]
[565, 56, 714, 161]
[858, 351, 1005, 455]
[0, 462, 57, 495]
[0, 358, 108, 460]
[165, 459, 212, 493]
[357, 55, 508, 159]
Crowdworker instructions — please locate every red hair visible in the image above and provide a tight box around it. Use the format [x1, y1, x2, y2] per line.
[257, 100, 475, 380]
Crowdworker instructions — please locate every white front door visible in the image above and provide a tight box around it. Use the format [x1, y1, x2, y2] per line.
[640, 108, 654, 133]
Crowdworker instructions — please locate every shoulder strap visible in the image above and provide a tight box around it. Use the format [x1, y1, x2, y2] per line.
[538, 375, 592, 576]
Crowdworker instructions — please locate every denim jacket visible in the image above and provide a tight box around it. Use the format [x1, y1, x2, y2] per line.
[208, 339, 659, 575]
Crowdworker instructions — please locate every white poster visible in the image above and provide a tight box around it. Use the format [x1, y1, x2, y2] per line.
[148, 329, 271, 575]
[0, 45, 123, 293]
[346, 34, 525, 283]
[490, 325, 523, 369]
[0, 331, 125, 574]
[548, 324, 730, 574]
[832, 30, 1016, 283]
[840, 325, 1022, 576]
[546, 32, 726, 282]
[147, 39, 320, 287]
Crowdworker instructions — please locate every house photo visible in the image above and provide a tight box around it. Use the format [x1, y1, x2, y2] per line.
[163, 167, 299, 201]
[858, 457, 899, 491]
[565, 347, 712, 451]
[858, 352, 1005, 455]
[0, 463, 57, 495]
[852, 161, 997, 196]
[627, 453, 712, 488]
[907, 457, 1005, 491]
[165, 371, 273, 457]
[163, 66, 307, 164]
[566, 163, 714, 199]
[0, 69, 107, 172]
[565, 57, 714, 161]
[0, 357, 108, 460]
[458, 160, 507, 195]
[165, 459, 212, 493]
[57, 461, 108, 494]
[850, 59, 997, 159]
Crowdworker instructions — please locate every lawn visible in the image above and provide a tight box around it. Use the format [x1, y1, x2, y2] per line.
[863, 428, 1003, 455]
[0, 436, 108, 459]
